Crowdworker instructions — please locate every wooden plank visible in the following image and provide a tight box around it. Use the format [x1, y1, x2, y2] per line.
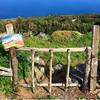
[83, 47, 91, 91]
[66, 49, 71, 91]
[17, 47, 91, 52]
[49, 50, 53, 94]
[31, 50, 35, 90]
[90, 25, 100, 91]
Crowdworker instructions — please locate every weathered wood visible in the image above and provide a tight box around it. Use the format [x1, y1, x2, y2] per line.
[17, 47, 90, 52]
[0, 71, 12, 76]
[90, 25, 100, 91]
[5, 22, 18, 91]
[83, 47, 91, 91]
[5, 22, 14, 34]
[0, 66, 12, 72]
[19, 83, 80, 87]
[31, 50, 35, 90]
[49, 50, 53, 94]
[66, 49, 71, 91]
[10, 48, 18, 91]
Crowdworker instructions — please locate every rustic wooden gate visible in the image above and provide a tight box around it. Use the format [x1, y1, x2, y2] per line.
[17, 47, 91, 94]
[0, 23, 100, 94]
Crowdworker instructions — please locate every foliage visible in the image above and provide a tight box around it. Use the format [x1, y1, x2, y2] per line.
[51, 30, 72, 40]
[0, 14, 100, 36]
[0, 77, 12, 95]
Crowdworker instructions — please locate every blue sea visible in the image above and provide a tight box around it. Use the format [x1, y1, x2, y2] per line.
[0, 0, 100, 19]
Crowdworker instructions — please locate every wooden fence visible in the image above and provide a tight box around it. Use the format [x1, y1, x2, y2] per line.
[0, 23, 100, 94]
[17, 47, 91, 94]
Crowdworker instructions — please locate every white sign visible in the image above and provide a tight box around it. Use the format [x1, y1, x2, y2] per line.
[1, 34, 24, 49]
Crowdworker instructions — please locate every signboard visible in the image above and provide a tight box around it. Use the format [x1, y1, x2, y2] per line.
[1, 34, 24, 49]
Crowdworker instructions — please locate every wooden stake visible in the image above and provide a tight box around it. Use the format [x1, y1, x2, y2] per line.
[49, 50, 53, 94]
[90, 25, 100, 91]
[10, 48, 18, 91]
[66, 49, 71, 92]
[31, 50, 35, 90]
[5, 22, 18, 91]
[83, 47, 91, 91]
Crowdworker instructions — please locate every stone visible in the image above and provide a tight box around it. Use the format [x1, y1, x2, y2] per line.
[53, 63, 64, 73]
[34, 66, 45, 82]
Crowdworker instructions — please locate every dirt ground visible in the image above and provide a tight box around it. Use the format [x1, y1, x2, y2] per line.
[0, 85, 99, 100]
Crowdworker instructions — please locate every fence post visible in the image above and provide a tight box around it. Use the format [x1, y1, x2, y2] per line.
[83, 47, 91, 92]
[5, 22, 18, 91]
[90, 25, 100, 91]
[49, 50, 53, 95]
[66, 49, 71, 92]
[31, 49, 35, 91]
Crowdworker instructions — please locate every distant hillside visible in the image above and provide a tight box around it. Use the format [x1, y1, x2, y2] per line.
[0, 14, 100, 36]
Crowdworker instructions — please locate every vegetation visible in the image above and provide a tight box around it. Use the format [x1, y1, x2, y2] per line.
[0, 14, 100, 98]
[0, 14, 100, 35]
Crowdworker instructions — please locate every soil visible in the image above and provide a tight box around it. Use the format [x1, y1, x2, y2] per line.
[0, 85, 99, 100]
[9, 79, 99, 100]
[10, 87, 98, 100]
[0, 92, 7, 100]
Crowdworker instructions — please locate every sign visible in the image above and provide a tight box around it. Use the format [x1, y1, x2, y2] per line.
[1, 34, 24, 49]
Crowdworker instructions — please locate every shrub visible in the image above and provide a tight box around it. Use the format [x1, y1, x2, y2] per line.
[51, 30, 72, 39]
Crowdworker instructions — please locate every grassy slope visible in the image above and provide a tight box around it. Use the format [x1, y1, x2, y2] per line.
[24, 32, 92, 66]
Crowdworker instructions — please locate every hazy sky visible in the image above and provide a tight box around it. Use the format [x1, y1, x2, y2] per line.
[0, 0, 100, 18]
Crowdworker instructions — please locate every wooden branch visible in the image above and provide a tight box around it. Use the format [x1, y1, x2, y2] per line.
[49, 50, 53, 94]
[31, 50, 35, 90]
[66, 49, 71, 91]
[17, 47, 91, 52]
[19, 83, 80, 88]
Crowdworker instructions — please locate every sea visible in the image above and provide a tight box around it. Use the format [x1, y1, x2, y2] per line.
[0, 0, 100, 19]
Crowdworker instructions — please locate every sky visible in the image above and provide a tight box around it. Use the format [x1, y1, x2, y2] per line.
[0, 0, 100, 18]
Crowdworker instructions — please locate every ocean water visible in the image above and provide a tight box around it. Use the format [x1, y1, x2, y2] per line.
[0, 0, 100, 19]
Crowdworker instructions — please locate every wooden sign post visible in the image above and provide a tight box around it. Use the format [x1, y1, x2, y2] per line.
[5, 22, 18, 91]
[90, 25, 100, 91]
[5, 22, 14, 34]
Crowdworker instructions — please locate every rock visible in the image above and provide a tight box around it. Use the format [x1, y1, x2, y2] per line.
[53, 63, 64, 73]
[27, 56, 46, 82]
[71, 78, 79, 84]
[27, 56, 45, 66]
[75, 64, 85, 74]
[37, 32, 46, 38]
[35, 56, 45, 66]
[34, 66, 45, 82]
[68, 77, 73, 84]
